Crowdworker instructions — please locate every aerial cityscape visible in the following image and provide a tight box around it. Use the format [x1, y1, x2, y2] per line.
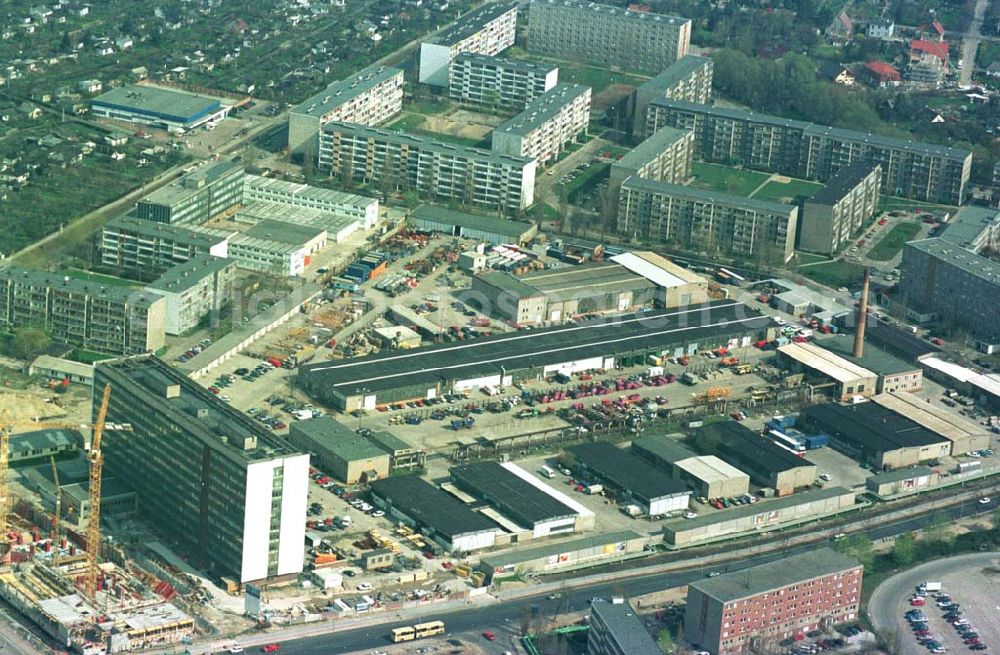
[0, 0, 1000, 654]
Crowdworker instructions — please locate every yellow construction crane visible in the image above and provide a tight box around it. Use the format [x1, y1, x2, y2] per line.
[84, 384, 111, 601]
[49, 456, 61, 554]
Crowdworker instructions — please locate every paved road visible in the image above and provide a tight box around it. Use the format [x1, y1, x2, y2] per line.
[182, 496, 1000, 655]
[961, 0, 989, 86]
[869, 550, 1000, 655]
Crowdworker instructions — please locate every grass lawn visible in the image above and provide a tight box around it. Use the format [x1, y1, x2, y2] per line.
[798, 260, 867, 289]
[560, 162, 610, 202]
[528, 202, 560, 224]
[386, 113, 426, 132]
[879, 196, 957, 216]
[65, 268, 137, 287]
[750, 178, 823, 204]
[689, 162, 771, 197]
[867, 222, 923, 261]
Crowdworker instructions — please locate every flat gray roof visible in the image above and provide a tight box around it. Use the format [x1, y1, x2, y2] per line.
[689, 547, 860, 602]
[940, 206, 1000, 250]
[145, 255, 233, 294]
[495, 84, 590, 136]
[867, 465, 935, 484]
[530, 0, 690, 27]
[11, 428, 79, 454]
[476, 270, 545, 298]
[905, 238, 1000, 286]
[290, 65, 402, 118]
[428, 2, 517, 46]
[807, 161, 880, 205]
[614, 126, 692, 171]
[92, 85, 221, 122]
[651, 98, 971, 160]
[481, 530, 644, 567]
[637, 55, 712, 93]
[411, 204, 535, 238]
[104, 214, 230, 248]
[454, 52, 556, 75]
[243, 219, 325, 245]
[0, 266, 162, 308]
[817, 335, 919, 376]
[665, 486, 851, 532]
[290, 417, 387, 461]
[632, 434, 697, 464]
[590, 599, 663, 655]
[622, 176, 797, 215]
[140, 161, 243, 208]
[322, 122, 533, 167]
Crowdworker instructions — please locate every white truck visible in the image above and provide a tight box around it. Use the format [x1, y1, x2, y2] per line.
[918, 581, 942, 593]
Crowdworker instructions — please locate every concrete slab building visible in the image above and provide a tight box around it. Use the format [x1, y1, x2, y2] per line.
[418, 2, 518, 86]
[609, 126, 694, 202]
[870, 391, 991, 455]
[287, 417, 389, 484]
[673, 456, 750, 499]
[684, 548, 862, 654]
[816, 335, 923, 394]
[706, 422, 818, 496]
[865, 466, 939, 497]
[589, 598, 662, 655]
[100, 214, 231, 278]
[632, 55, 713, 139]
[243, 174, 379, 229]
[136, 162, 244, 226]
[229, 220, 327, 277]
[287, 64, 403, 157]
[144, 255, 236, 335]
[800, 162, 881, 254]
[449, 53, 558, 111]
[938, 205, 1000, 252]
[492, 84, 592, 165]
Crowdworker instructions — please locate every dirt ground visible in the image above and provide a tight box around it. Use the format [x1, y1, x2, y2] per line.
[0, 387, 87, 424]
[421, 114, 493, 140]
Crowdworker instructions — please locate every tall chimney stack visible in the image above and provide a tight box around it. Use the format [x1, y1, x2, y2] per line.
[853, 267, 871, 358]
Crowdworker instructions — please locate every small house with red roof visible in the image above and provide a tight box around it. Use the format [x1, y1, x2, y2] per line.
[863, 61, 901, 87]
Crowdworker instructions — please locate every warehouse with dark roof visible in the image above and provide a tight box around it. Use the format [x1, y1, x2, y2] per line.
[370, 476, 498, 553]
[298, 300, 773, 411]
[800, 402, 951, 469]
[568, 442, 690, 516]
[450, 461, 595, 537]
[706, 422, 817, 496]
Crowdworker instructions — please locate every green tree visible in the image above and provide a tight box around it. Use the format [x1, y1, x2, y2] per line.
[891, 533, 916, 566]
[834, 534, 874, 568]
[924, 514, 954, 548]
[10, 326, 50, 359]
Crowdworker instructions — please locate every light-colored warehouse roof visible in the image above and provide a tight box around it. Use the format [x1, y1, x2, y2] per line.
[778, 341, 877, 385]
[30, 355, 94, 379]
[674, 456, 749, 484]
[872, 391, 991, 444]
[921, 357, 1000, 399]
[611, 251, 703, 288]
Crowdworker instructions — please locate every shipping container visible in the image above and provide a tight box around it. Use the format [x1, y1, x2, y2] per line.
[803, 433, 829, 449]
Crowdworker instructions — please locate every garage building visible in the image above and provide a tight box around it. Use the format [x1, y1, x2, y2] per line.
[631, 433, 697, 470]
[865, 466, 940, 498]
[778, 341, 878, 401]
[298, 300, 772, 411]
[410, 204, 537, 245]
[475, 530, 649, 583]
[450, 461, 595, 537]
[287, 417, 389, 483]
[610, 251, 710, 308]
[568, 442, 691, 516]
[662, 487, 857, 546]
[707, 422, 817, 496]
[870, 392, 990, 455]
[370, 476, 499, 553]
[800, 402, 951, 469]
[817, 335, 923, 394]
[673, 456, 750, 499]
[368, 430, 426, 471]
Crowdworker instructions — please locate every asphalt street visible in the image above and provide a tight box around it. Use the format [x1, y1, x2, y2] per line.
[235, 497, 999, 655]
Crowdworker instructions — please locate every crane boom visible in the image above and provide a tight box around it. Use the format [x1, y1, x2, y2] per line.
[85, 384, 111, 601]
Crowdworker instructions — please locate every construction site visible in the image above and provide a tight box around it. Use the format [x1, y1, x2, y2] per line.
[0, 386, 195, 654]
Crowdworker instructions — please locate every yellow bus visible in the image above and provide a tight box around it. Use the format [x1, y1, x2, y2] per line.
[413, 621, 445, 638]
[391, 626, 416, 643]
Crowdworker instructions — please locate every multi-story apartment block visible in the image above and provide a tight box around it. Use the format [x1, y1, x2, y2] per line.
[632, 55, 713, 140]
[94, 356, 309, 583]
[609, 126, 694, 202]
[418, 2, 518, 86]
[525, 0, 691, 74]
[617, 177, 798, 262]
[800, 162, 881, 254]
[938, 205, 1000, 253]
[287, 65, 404, 158]
[135, 161, 245, 225]
[143, 255, 237, 335]
[319, 122, 536, 214]
[243, 174, 379, 229]
[685, 548, 862, 655]
[101, 214, 231, 278]
[899, 238, 1000, 345]
[448, 53, 559, 112]
[647, 99, 972, 204]
[491, 84, 591, 165]
[0, 267, 166, 355]
[588, 598, 662, 655]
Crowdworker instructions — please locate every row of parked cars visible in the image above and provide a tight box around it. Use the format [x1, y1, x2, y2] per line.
[907, 585, 988, 653]
[175, 338, 212, 363]
[699, 494, 758, 510]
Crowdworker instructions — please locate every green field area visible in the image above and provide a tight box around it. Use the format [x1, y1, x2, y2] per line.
[878, 196, 958, 215]
[64, 269, 137, 287]
[867, 222, 923, 261]
[689, 162, 772, 197]
[798, 260, 867, 289]
[750, 178, 823, 204]
[386, 112, 427, 132]
[560, 162, 611, 202]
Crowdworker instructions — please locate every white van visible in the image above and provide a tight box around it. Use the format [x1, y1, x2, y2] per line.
[538, 465, 556, 479]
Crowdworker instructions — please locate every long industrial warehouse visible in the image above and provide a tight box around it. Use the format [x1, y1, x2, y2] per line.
[297, 300, 773, 410]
